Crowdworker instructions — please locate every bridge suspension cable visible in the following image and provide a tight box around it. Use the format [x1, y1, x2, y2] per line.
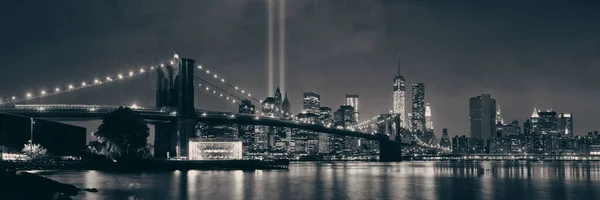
[194, 64, 261, 103]
[193, 77, 241, 105]
[0, 60, 170, 105]
[352, 115, 395, 130]
[193, 75, 244, 101]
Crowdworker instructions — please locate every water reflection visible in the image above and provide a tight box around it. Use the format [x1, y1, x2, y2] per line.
[42, 161, 600, 200]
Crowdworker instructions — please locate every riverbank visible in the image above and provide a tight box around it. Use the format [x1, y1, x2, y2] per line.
[0, 159, 290, 172]
[0, 170, 96, 200]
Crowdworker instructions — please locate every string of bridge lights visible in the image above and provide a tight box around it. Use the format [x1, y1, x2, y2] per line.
[196, 82, 240, 105]
[1, 54, 260, 109]
[0, 61, 172, 105]
[352, 115, 384, 128]
[194, 64, 262, 103]
[352, 115, 395, 130]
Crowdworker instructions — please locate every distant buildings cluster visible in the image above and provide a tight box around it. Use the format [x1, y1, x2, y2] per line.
[196, 87, 379, 160]
[442, 93, 600, 155]
[193, 54, 597, 159]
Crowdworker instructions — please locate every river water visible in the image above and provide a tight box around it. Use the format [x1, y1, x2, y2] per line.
[41, 161, 600, 200]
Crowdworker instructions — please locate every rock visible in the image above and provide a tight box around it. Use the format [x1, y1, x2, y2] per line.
[83, 188, 99, 192]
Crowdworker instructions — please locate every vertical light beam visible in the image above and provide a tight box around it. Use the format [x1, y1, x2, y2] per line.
[267, 0, 275, 95]
[278, 0, 286, 94]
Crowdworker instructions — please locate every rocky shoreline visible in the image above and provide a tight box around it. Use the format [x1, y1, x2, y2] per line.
[0, 170, 97, 200]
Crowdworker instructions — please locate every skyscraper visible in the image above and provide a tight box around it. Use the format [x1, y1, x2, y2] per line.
[303, 92, 321, 114]
[282, 93, 291, 118]
[238, 99, 255, 154]
[439, 128, 451, 150]
[558, 113, 573, 135]
[238, 99, 255, 114]
[274, 87, 282, 112]
[536, 109, 559, 135]
[425, 102, 433, 131]
[345, 94, 359, 121]
[411, 83, 426, 132]
[469, 94, 497, 141]
[318, 107, 333, 154]
[393, 55, 406, 128]
[256, 97, 277, 150]
[496, 105, 504, 125]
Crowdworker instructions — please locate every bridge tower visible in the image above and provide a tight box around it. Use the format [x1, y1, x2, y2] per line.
[155, 55, 196, 159]
[379, 114, 403, 162]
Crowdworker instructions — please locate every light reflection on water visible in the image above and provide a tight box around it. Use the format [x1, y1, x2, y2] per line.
[41, 161, 600, 200]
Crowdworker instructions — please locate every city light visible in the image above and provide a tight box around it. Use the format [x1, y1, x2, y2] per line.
[26, 93, 32, 98]
[0, 58, 170, 104]
[192, 63, 258, 104]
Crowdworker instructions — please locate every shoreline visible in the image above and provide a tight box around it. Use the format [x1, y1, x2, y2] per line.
[0, 159, 290, 172]
[0, 169, 97, 200]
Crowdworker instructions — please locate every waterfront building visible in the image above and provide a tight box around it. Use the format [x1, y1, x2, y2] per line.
[469, 94, 497, 142]
[293, 113, 319, 156]
[318, 107, 333, 154]
[439, 128, 451, 150]
[238, 99, 255, 154]
[188, 138, 242, 160]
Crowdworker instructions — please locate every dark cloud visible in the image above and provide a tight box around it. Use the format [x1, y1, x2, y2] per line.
[1, 0, 600, 137]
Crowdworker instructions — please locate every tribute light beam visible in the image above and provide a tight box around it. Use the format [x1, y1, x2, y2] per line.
[267, 0, 275, 95]
[278, 0, 286, 94]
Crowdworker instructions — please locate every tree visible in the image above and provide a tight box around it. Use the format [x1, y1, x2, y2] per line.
[95, 107, 151, 161]
[22, 143, 48, 159]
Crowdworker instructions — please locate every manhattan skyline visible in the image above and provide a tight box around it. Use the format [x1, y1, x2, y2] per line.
[1, 1, 600, 136]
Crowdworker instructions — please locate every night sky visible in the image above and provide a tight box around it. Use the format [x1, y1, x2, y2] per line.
[1, 0, 600, 137]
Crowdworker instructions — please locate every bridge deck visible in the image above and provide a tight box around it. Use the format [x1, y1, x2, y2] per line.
[0, 104, 390, 141]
